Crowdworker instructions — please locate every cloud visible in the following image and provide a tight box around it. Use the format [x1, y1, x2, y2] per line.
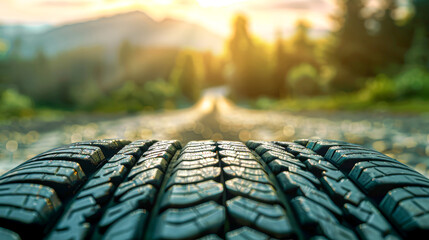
[254, 0, 328, 11]
[174, 0, 198, 6]
[36, 1, 91, 7]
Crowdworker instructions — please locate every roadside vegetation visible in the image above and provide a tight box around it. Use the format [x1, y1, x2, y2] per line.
[0, 0, 428, 121]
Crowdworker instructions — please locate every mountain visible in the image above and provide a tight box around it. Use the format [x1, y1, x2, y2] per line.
[7, 11, 224, 58]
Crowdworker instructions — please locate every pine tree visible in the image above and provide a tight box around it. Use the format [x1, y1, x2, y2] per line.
[405, 25, 429, 69]
[169, 51, 202, 102]
[272, 31, 288, 98]
[329, 0, 371, 91]
[227, 14, 270, 98]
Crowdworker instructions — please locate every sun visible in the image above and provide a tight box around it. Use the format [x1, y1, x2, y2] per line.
[196, 0, 248, 7]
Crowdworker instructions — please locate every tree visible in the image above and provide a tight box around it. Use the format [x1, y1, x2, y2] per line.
[169, 51, 202, 102]
[10, 37, 22, 60]
[329, 0, 372, 91]
[369, 0, 413, 73]
[271, 31, 288, 97]
[227, 14, 271, 98]
[405, 25, 429, 68]
[119, 40, 134, 82]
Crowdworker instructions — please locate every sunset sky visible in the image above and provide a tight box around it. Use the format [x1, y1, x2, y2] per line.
[0, 0, 337, 39]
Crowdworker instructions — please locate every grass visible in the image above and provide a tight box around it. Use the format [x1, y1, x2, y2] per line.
[252, 94, 429, 114]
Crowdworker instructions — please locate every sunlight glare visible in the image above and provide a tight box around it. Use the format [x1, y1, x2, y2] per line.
[196, 0, 248, 7]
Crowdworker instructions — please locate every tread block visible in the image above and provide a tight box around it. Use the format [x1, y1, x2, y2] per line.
[0, 227, 21, 240]
[128, 158, 168, 179]
[291, 196, 338, 225]
[154, 201, 225, 240]
[349, 161, 429, 198]
[103, 210, 148, 240]
[226, 227, 270, 240]
[0, 160, 85, 199]
[28, 145, 105, 174]
[327, 151, 400, 173]
[225, 178, 279, 203]
[260, 150, 295, 163]
[291, 196, 357, 239]
[115, 168, 163, 197]
[97, 140, 178, 237]
[293, 139, 309, 146]
[380, 187, 429, 237]
[223, 166, 270, 184]
[295, 153, 325, 162]
[218, 144, 250, 152]
[324, 146, 376, 160]
[285, 145, 316, 156]
[71, 139, 131, 158]
[48, 140, 154, 240]
[198, 234, 222, 240]
[304, 159, 337, 176]
[174, 158, 219, 170]
[268, 159, 306, 174]
[321, 173, 366, 206]
[218, 150, 255, 160]
[221, 157, 262, 169]
[298, 186, 342, 216]
[182, 145, 217, 153]
[254, 144, 285, 156]
[246, 140, 265, 149]
[0, 183, 61, 236]
[161, 180, 223, 209]
[227, 196, 293, 238]
[85, 164, 128, 189]
[167, 167, 221, 188]
[306, 139, 359, 156]
[344, 201, 394, 236]
[357, 224, 400, 240]
[100, 185, 156, 230]
[106, 154, 136, 169]
[179, 151, 217, 161]
[47, 196, 100, 240]
[277, 171, 318, 193]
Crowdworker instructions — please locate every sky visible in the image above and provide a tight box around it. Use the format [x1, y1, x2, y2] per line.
[0, 0, 337, 39]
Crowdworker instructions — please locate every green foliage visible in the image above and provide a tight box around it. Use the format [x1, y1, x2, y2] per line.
[395, 66, 429, 99]
[360, 67, 429, 102]
[97, 79, 179, 113]
[360, 75, 397, 102]
[287, 64, 321, 97]
[169, 51, 203, 103]
[0, 89, 34, 118]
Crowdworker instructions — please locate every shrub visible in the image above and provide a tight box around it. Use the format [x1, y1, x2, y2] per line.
[0, 89, 34, 118]
[395, 66, 429, 99]
[286, 64, 320, 96]
[360, 74, 397, 101]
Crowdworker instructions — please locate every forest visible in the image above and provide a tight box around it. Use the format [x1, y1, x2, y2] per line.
[0, 0, 429, 120]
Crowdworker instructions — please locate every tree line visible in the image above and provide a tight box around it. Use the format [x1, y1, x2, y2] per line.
[0, 0, 428, 119]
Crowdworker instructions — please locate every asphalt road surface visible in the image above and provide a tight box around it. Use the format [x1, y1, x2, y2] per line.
[1, 91, 429, 176]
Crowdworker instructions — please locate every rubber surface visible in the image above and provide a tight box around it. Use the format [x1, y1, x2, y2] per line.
[0, 138, 428, 239]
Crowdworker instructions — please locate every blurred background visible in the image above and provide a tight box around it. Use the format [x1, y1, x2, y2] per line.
[0, 0, 428, 175]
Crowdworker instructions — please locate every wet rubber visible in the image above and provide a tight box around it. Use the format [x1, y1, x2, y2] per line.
[0, 139, 428, 239]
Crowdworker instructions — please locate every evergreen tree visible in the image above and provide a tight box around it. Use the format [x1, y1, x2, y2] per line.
[405, 25, 429, 69]
[329, 0, 371, 91]
[272, 31, 288, 98]
[119, 40, 134, 82]
[290, 20, 318, 69]
[370, 0, 413, 73]
[169, 51, 202, 102]
[228, 15, 270, 98]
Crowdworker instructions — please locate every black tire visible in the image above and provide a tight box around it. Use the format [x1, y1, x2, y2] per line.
[0, 139, 428, 239]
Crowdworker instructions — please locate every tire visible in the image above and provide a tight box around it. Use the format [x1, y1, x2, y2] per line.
[0, 139, 428, 239]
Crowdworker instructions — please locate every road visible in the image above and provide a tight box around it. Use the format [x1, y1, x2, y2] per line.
[1, 91, 429, 176]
